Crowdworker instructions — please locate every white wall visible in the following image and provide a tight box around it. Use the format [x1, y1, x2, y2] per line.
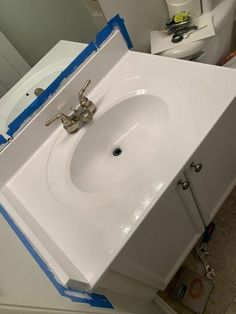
[232, 11, 236, 50]
[98, 0, 169, 52]
[0, 0, 104, 66]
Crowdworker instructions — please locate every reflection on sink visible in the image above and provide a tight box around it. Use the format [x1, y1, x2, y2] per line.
[0, 60, 70, 135]
[6, 66, 64, 124]
[0, 41, 87, 138]
[71, 94, 169, 193]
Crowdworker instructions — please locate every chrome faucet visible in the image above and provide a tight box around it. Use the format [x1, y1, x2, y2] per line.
[45, 79, 96, 134]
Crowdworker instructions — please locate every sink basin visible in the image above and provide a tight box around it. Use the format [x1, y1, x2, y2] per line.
[71, 94, 169, 193]
[47, 75, 185, 206]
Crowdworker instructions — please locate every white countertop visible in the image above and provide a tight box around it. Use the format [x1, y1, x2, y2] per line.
[1, 30, 236, 291]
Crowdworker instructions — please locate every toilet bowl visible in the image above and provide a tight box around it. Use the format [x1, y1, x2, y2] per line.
[161, 0, 236, 64]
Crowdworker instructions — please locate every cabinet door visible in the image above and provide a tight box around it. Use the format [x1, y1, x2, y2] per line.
[111, 175, 204, 290]
[185, 102, 236, 226]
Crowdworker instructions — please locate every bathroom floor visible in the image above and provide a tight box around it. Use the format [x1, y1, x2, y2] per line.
[159, 186, 236, 314]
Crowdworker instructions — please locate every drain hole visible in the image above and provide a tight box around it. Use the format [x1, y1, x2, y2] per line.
[113, 147, 122, 157]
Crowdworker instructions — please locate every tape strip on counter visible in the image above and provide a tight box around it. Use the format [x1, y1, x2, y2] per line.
[0, 204, 113, 308]
[0, 135, 7, 145]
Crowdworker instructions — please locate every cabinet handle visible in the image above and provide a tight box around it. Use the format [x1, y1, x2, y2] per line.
[178, 179, 190, 190]
[191, 162, 203, 173]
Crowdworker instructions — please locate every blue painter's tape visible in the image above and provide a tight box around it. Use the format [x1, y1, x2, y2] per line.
[96, 14, 133, 50]
[0, 204, 113, 308]
[60, 41, 97, 79]
[87, 293, 114, 308]
[95, 24, 113, 48]
[108, 14, 133, 49]
[0, 135, 7, 145]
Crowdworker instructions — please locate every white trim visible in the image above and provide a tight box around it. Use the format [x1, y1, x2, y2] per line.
[0, 304, 130, 314]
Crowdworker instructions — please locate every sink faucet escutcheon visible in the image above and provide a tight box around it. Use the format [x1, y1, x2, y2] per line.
[45, 79, 96, 134]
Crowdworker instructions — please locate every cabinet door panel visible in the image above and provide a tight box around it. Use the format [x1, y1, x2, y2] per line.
[185, 101, 236, 225]
[112, 175, 204, 290]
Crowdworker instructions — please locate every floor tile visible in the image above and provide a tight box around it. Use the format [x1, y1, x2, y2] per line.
[159, 269, 236, 314]
[158, 290, 194, 314]
[204, 273, 236, 314]
[225, 296, 236, 314]
[159, 186, 236, 313]
[207, 187, 236, 286]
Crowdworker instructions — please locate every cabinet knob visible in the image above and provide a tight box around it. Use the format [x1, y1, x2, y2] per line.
[191, 162, 203, 173]
[178, 179, 190, 190]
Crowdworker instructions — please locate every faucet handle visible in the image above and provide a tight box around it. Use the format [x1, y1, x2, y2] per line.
[45, 113, 73, 127]
[78, 79, 91, 106]
[81, 79, 91, 91]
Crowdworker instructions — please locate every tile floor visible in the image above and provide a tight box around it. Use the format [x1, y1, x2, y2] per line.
[159, 186, 236, 314]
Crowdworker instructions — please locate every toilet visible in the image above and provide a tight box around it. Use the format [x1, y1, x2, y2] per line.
[161, 0, 236, 64]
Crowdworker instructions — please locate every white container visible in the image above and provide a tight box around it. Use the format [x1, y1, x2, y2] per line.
[202, 0, 213, 13]
[166, 0, 202, 18]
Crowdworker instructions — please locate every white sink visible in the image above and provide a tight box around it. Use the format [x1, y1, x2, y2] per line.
[46, 75, 186, 235]
[49, 77, 174, 197]
[1, 29, 235, 294]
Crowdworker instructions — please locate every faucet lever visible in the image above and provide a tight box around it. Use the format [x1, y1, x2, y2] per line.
[78, 79, 91, 106]
[45, 113, 73, 127]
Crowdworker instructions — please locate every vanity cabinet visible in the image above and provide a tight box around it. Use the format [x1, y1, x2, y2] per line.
[184, 102, 236, 226]
[111, 174, 204, 291]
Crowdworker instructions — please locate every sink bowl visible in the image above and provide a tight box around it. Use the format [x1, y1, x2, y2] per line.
[71, 94, 169, 193]
[47, 75, 185, 207]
